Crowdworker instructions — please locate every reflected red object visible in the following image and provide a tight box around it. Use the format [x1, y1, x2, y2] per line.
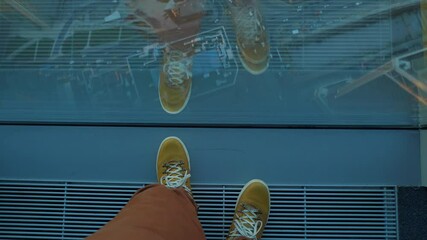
[128, 0, 204, 51]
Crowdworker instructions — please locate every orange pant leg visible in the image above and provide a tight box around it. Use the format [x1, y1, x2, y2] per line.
[86, 184, 205, 240]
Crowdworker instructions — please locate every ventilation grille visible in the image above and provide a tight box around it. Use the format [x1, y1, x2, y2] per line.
[0, 180, 398, 239]
[0, 0, 392, 71]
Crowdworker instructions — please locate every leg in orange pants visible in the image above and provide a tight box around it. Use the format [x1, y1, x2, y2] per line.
[86, 184, 205, 240]
[87, 136, 267, 240]
[86, 184, 250, 240]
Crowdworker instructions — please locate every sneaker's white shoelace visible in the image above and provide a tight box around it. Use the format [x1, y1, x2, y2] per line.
[233, 6, 263, 45]
[229, 204, 263, 239]
[160, 161, 192, 195]
[163, 51, 192, 87]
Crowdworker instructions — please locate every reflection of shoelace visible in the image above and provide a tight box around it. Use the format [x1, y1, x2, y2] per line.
[163, 51, 192, 87]
[234, 6, 263, 45]
[160, 161, 192, 195]
[229, 204, 263, 239]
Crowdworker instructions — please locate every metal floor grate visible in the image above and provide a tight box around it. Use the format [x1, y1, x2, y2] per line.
[0, 180, 398, 240]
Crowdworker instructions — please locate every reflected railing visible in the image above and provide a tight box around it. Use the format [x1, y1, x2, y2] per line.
[335, 48, 427, 106]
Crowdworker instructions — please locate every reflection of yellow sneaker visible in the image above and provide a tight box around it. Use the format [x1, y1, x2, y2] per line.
[229, 0, 269, 75]
[156, 136, 192, 196]
[227, 179, 270, 240]
[159, 49, 192, 114]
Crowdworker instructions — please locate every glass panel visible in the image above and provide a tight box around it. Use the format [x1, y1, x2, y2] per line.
[0, 0, 425, 126]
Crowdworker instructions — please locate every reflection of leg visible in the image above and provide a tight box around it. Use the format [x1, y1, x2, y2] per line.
[86, 185, 205, 240]
[227, 179, 270, 240]
[159, 48, 193, 114]
[229, 0, 269, 75]
[158, 0, 204, 114]
[128, 0, 204, 44]
[128, 0, 204, 114]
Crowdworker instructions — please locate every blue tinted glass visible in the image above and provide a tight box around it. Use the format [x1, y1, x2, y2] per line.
[0, 0, 425, 126]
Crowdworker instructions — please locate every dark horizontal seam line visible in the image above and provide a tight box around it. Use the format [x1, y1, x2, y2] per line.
[0, 121, 419, 130]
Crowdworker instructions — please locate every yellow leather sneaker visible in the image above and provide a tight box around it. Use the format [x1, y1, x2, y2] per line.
[229, 0, 269, 75]
[227, 179, 270, 240]
[156, 136, 192, 195]
[159, 49, 192, 114]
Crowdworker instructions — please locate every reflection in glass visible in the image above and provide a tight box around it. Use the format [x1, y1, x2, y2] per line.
[0, 0, 425, 125]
